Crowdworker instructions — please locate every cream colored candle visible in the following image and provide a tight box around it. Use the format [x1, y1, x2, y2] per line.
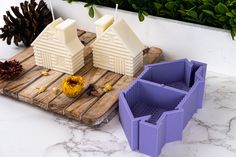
[31, 18, 85, 75]
[94, 15, 114, 37]
[92, 15, 145, 76]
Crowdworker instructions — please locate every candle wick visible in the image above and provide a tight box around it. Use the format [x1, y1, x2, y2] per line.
[48, 0, 55, 21]
[114, 4, 119, 22]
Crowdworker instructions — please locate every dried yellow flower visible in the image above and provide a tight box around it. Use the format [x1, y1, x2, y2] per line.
[52, 87, 60, 95]
[38, 86, 46, 94]
[62, 76, 84, 97]
[41, 70, 49, 76]
[102, 83, 112, 93]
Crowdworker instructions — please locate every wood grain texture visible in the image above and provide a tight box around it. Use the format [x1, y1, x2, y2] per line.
[9, 47, 34, 62]
[3, 66, 45, 99]
[65, 72, 122, 120]
[80, 32, 96, 45]
[33, 75, 67, 110]
[143, 47, 163, 64]
[135, 47, 164, 77]
[0, 47, 34, 93]
[48, 67, 107, 114]
[81, 75, 135, 124]
[18, 70, 63, 103]
[0, 56, 36, 94]
[38, 59, 92, 109]
[77, 29, 86, 37]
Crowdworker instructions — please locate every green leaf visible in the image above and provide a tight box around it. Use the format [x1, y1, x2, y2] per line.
[226, 12, 234, 17]
[203, 10, 214, 16]
[154, 2, 162, 10]
[219, 16, 227, 22]
[178, 10, 186, 16]
[165, 2, 176, 11]
[215, 3, 229, 14]
[84, 3, 91, 7]
[187, 11, 198, 19]
[89, 7, 94, 18]
[65, 0, 74, 3]
[232, 10, 236, 16]
[229, 18, 236, 26]
[138, 12, 145, 22]
[142, 11, 149, 16]
[229, 0, 236, 6]
[231, 30, 235, 40]
[132, 4, 138, 10]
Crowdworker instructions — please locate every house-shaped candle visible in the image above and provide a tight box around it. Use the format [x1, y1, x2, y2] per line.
[31, 18, 85, 75]
[92, 15, 145, 76]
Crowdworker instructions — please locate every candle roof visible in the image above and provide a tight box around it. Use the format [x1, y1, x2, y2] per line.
[93, 18, 145, 57]
[32, 18, 84, 55]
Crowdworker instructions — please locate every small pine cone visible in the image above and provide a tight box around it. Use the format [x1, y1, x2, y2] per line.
[0, 60, 23, 80]
[0, 0, 53, 47]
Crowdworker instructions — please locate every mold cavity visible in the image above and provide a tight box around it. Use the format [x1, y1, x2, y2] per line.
[141, 60, 195, 92]
[125, 81, 185, 124]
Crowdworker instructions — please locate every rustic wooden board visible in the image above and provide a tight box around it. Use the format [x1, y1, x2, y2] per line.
[0, 30, 163, 126]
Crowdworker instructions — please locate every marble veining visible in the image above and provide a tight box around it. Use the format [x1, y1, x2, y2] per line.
[0, 69, 236, 157]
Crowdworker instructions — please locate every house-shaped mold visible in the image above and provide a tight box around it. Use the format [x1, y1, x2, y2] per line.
[92, 15, 145, 76]
[31, 18, 85, 75]
[119, 59, 207, 157]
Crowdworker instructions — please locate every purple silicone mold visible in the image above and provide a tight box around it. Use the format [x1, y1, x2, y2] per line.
[119, 59, 207, 157]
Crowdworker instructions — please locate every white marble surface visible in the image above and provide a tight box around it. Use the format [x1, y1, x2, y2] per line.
[1, 2, 236, 157]
[0, 55, 236, 157]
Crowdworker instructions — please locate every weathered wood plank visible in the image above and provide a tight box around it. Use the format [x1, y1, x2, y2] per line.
[77, 29, 86, 37]
[143, 47, 163, 64]
[0, 56, 36, 94]
[82, 75, 135, 124]
[48, 67, 107, 114]
[135, 47, 164, 77]
[84, 43, 94, 58]
[0, 47, 34, 93]
[65, 72, 122, 120]
[9, 47, 34, 62]
[33, 75, 66, 110]
[79, 32, 96, 45]
[33, 60, 93, 110]
[3, 66, 46, 99]
[18, 70, 63, 104]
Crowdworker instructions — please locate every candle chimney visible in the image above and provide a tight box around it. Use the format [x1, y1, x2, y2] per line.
[94, 15, 114, 37]
[55, 19, 77, 43]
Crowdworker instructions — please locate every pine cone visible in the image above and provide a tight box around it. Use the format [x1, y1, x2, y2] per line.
[0, 0, 53, 47]
[0, 60, 23, 80]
